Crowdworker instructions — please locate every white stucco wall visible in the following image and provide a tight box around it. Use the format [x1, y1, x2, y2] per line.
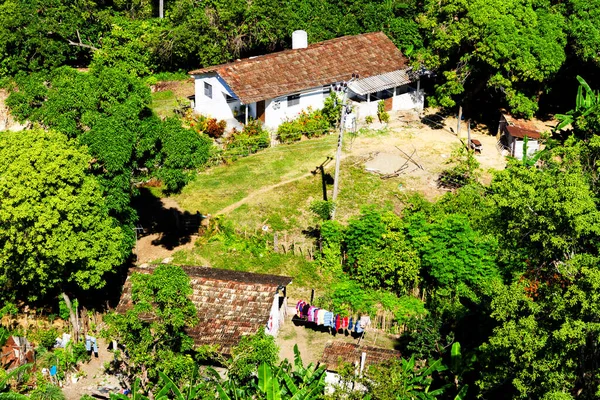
[513, 139, 539, 159]
[192, 74, 239, 121]
[264, 87, 327, 128]
[393, 89, 424, 111]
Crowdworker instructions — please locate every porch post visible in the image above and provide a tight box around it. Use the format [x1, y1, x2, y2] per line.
[245, 104, 248, 125]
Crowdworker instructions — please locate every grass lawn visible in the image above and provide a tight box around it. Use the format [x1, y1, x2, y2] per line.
[171, 133, 408, 240]
[151, 90, 179, 118]
[174, 135, 338, 215]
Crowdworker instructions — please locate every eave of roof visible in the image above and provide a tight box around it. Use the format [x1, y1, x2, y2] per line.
[189, 32, 409, 104]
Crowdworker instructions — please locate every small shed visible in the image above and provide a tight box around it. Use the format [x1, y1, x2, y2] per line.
[497, 113, 542, 158]
[116, 265, 292, 354]
[319, 342, 402, 392]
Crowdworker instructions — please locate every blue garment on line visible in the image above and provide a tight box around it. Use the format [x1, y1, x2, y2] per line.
[348, 317, 354, 330]
[323, 311, 334, 328]
[355, 321, 363, 334]
[85, 336, 98, 353]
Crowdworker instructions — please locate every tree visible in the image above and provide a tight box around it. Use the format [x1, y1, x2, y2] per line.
[406, 212, 499, 298]
[0, 129, 125, 301]
[479, 271, 600, 398]
[0, 0, 109, 77]
[344, 207, 421, 294]
[227, 330, 279, 385]
[488, 159, 600, 277]
[103, 265, 199, 389]
[418, 0, 567, 117]
[362, 355, 447, 400]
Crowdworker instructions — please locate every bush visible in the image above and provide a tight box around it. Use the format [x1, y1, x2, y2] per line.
[206, 118, 227, 138]
[322, 92, 342, 127]
[365, 115, 374, 124]
[377, 100, 390, 123]
[277, 108, 331, 143]
[277, 120, 303, 143]
[309, 200, 335, 221]
[226, 120, 270, 157]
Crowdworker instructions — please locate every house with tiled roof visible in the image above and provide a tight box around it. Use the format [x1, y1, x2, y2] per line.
[188, 31, 424, 129]
[116, 264, 292, 354]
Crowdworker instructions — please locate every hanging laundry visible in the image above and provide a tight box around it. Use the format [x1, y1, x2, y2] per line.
[317, 309, 326, 325]
[342, 316, 349, 329]
[348, 317, 354, 330]
[359, 315, 371, 328]
[335, 315, 341, 330]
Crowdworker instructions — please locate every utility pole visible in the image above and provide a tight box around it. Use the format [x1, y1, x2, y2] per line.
[159, 0, 164, 18]
[331, 73, 358, 220]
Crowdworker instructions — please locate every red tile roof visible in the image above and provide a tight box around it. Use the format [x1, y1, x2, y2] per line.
[502, 114, 542, 139]
[116, 265, 292, 354]
[189, 32, 408, 104]
[319, 342, 401, 372]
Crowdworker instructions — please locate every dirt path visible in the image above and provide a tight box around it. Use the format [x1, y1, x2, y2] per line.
[215, 172, 315, 215]
[61, 339, 122, 400]
[134, 197, 200, 264]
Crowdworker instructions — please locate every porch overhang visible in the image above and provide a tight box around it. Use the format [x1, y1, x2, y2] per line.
[348, 69, 413, 96]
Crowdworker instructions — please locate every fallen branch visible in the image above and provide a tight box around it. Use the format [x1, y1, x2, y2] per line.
[67, 30, 99, 51]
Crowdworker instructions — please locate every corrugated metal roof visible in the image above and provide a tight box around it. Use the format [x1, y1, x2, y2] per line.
[348, 69, 413, 95]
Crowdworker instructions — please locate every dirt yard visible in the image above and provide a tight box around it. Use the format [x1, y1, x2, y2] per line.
[348, 110, 507, 200]
[276, 304, 398, 366]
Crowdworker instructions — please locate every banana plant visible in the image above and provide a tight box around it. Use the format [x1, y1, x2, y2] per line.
[109, 379, 148, 400]
[0, 364, 31, 400]
[555, 75, 599, 135]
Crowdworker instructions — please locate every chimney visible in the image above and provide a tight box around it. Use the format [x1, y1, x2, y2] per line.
[292, 30, 308, 50]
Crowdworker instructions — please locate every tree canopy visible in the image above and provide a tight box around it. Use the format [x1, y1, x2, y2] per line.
[0, 129, 124, 300]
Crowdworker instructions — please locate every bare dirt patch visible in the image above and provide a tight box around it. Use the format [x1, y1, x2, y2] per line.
[153, 79, 194, 98]
[348, 110, 508, 199]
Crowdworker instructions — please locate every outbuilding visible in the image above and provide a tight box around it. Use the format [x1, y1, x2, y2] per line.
[497, 113, 542, 158]
[116, 264, 292, 354]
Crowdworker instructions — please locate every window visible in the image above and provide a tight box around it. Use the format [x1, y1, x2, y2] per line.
[287, 94, 300, 107]
[204, 82, 212, 98]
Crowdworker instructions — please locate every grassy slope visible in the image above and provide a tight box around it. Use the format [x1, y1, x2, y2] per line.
[168, 132, 407, 294]
[151, 90, 178, 118]
[174, 135, 338, 215]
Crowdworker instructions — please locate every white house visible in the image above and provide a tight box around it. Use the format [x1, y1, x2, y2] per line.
[188, 31, 424, 130]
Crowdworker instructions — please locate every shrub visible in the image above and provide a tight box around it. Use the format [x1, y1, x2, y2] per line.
[226, 120, 270, 157]
[277, 121, 303, 143]
[277, 107, 331, 143]
[206, 118, 227, 138]
[309, 200, 335, 221]
[322, 92, 342, 127]
[365, 115, 374, 124]
[377, 100, 390, 123]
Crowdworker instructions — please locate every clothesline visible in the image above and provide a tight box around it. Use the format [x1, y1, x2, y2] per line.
[295, 300, 371, 335]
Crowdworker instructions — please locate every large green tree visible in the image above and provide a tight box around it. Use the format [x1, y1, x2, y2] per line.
[103, 265, 199, 389]
[418, 0, 567, 117]
[0, 129, 124, 300]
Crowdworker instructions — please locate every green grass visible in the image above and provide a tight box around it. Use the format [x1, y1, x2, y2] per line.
[151, 90, 178, 118]
[171, 237, 329, 299]
[174, 135, 338, 215]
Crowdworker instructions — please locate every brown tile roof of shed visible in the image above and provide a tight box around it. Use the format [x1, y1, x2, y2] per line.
[188, 32, 408, 104]
[502, 113, 542, 139]
[116, 265, 292, 354]
[320, 342, 402, 372]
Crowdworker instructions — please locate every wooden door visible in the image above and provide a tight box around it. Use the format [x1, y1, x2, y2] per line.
[384, 97, 393, 112]
[256, 100, 266, 123]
